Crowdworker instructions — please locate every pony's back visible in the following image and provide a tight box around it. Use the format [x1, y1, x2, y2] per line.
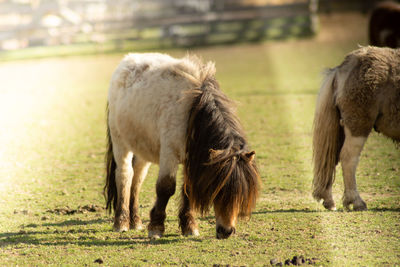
[107, 53, 207, 164]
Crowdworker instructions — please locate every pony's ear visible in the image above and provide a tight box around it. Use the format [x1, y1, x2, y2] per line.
[209, 148, 224, 160]
[243, 151, 255, 162]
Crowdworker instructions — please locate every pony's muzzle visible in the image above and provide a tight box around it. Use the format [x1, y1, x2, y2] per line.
[216, 225, 236, 239]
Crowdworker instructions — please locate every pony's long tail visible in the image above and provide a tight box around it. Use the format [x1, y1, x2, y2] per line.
[104, 105, 117, 213]
[312, 68, 344, 201]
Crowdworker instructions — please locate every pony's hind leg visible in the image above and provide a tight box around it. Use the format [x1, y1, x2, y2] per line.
[129, 156, 151, 230]
[178, 185, 199, 236]
[113, 149, 134, 232]
[318, 183, 336, 211]
[147, 151, 178, 239]
[340, 127, 368, 211]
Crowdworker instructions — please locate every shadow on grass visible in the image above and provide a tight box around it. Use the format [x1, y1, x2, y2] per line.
[0, 234, 186, 247]
[42, 218, 110, 227]
[367, 207, 400, 212]
[253, 209, 320, 214]
[0, 231, 192, 247]
[253, 207, 400, 214]
[0, 218, 202, 248]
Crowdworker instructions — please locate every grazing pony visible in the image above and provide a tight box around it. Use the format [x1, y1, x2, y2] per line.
[313, 46, 400, 211]
[369, 1, 400, 48]
[105, 53, 260, 239]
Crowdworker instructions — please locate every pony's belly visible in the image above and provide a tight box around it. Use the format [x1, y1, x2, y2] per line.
[375, 100, 400, 140]
[122, 125, 161, 164]
[132, 141, 160, 164]
[376, 121, 400, 140]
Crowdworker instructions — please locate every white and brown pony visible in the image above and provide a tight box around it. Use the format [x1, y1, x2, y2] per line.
[313, 46, 400, 211]
[369, 1, 400, 48]
[104, 53, 260, 239]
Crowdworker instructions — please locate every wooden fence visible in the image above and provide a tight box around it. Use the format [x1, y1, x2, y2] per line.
[133, 0, 318, 46]
[0, 0, 383, 50]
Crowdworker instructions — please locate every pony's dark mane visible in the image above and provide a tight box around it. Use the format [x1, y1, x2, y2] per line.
[183, 61, 260, 218]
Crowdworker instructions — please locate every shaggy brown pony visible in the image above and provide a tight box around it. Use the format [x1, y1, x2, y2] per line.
[313, 46, 400, 211]
[105, 53, 260, 239]
[369, 1, 400, 48]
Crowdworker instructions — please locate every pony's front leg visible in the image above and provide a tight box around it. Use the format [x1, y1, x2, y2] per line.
[147, 157, 177, 239]
[114, 151, 134, 232]
[340, 127, 368, 211]
[179, 185, 199, 236]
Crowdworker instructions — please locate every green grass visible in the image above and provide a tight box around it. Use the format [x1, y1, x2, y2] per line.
[0, 13, 399, 266]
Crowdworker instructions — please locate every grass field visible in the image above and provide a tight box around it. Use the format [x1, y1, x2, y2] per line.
[0, 13, 399, 266]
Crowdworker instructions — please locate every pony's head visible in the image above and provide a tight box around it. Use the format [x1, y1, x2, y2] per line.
[209, 148, 259, 239]
[183, 59, 260, 238]
[184, 146, 260, 239]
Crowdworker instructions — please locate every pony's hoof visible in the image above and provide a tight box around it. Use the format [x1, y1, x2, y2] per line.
[147, 224, 165, 239]
[148, 230, 163, 239]
[353, 201, 367, 211]
[183, 228, 200, 237]
[114, 217, 130, 232]
[130, 223, 144, 231]
[343, 200, 367, 211]
[130, 218, 144, 231]
[343, 197, 367, 211]
[322, 200, 336, 211]
[113, 225, 129, 232]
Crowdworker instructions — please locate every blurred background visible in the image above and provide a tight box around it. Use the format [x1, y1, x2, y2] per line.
[0, 0, 386, 55]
